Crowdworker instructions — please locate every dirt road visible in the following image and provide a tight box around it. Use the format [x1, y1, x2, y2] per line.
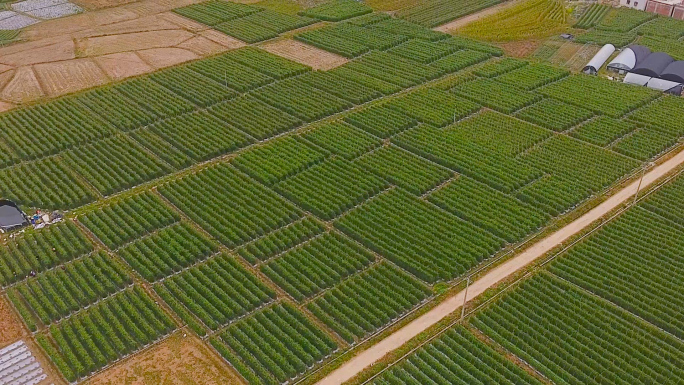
[317, 148, 684, 385]
[433, 0, 522, 33]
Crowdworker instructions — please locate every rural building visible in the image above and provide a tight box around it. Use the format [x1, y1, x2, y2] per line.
[583, 44, 616, 74]
[620, 0, 648, 11]
[645, 0, 681, 16]
[623, 72, 652, 85]
[631, 52, 675, 77]
[0, 200, 28, 233]
[673, 3, 684, 19]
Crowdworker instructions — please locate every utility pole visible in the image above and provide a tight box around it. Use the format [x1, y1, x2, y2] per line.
[461, 276, 470, 321]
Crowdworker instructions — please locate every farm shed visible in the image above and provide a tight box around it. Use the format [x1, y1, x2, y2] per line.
[624, 72, 652, 86]
[631, 52, 675, 77]
[583, 44, 615, 75]
[660, 60, 684, 83]
[608, 45, 651, 72]
[0, 200, 28, 233]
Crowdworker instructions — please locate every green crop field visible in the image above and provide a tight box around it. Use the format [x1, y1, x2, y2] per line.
[1, 1, 684, 384]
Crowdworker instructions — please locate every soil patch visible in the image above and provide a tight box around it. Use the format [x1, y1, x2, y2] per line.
[0, 39, 74, 66]
[1, 66, 44, 103]
[72, 0, 139, 11]
[259, 39, 348, 70]
[498, 39, 543, 58]
[94, 51, 153, 79]
[83, 332, 244, 385]
[78, 29, 194, 56]
[34, 58, 109, 97]
[0, 294, 24, 348]
[137, 47, 198, 69]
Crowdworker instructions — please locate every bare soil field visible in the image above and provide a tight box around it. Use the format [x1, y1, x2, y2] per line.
[498, 39, 543, 57]
[0, 0, 235, 110]
[0, 295, 24, 349]
[260, 39, 348, 70]
[83, 332, 245, 385]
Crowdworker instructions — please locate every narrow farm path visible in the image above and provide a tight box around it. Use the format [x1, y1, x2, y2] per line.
[316, 148, 684, 385]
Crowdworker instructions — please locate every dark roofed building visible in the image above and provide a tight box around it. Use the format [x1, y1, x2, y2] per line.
[0, 200, 28, 233]
[660, 60, 684, 83]
[631, 52, 675, 77]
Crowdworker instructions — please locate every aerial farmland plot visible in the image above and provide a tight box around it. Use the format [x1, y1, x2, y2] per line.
[0, 0, 683, 384]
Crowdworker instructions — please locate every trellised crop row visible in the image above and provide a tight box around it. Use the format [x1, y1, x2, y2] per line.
[159, 164, 302, 249]
[261, 232, 375, 301]
[213, 303, 338, 385]
[38, 287, 174, 382]
[9, 251, 131, 325]
[237, 217, 326, 265]
[155, 253, 275, 330]
[0, 221, 93, 287]
[275, 158, 388, 220]
[80, 192, 180, 250]
[308, 262, 430, 343]
[117, 222, 218, 282]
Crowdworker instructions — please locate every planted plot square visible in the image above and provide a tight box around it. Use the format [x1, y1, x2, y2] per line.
[232, 136, 326, 185]
[641, 172, 684, 225]
[155, 253, 275, 330]
[328, 66, 403, 95]
[225, 47, 310, 79]
[612, 127, 677, 161]
[214, 18, 279, 43]
[549, 207, 684, 340]
[111, 78, 196, 118]
[371, 18, 448, 41]
[303, 121, 381, 159]
[431, 49, 491, 73]
[38, 287, 174, 383]
[428, 176, 549, 243]
[335, 189, 503, 283]
[130, 130, 193, 170]
[0, 221, 93, 287]
[515, 98, 593, 131]
[299, 71, 383, 104]
[0, 139, 20, 169]
[344, 105, 417, 138]
[208, 95, 302, 140]
[70, 87, 158, 132]
[389, 39, 458, 63]
[275, 158, 388, 220]
[356, 145, 452, 195]
[237, 217, 326, 265]
[186, 53, 273, 92]
[515, 174, 592, 216]
[159, 164, 302, 248]
[596, 7, 655, 32]
[472, 273, 684, 385]
[440, 36, 503, 56]
[308, 262, 430, 343]
[394, 123, 543, 192]
[0, 98, 115, 160]
[387, 88, 480, 127]
[473, 57, 528, 77]
[0, 157, 95, 210]
[65, 135, 171, 196]
[521, 135, 640, 196]
[539, 75, 659, 117]
[296, 27, 370, 58]
[628, 96, 684, 137]
[251, 78, 352, 122]
[9, 251, 131, 327]
[211, 302, 338, 385]
[146, 111, 253, 162]
[80, 192, 180, 250]
[299, 0, 372, 21]
[174, 0, 260, 26]
[570, 116, 637, 147]
[372, 325, 542, 384]
[242, 9, 315, 33]
[495, 63, 569, 90]
[454, 78, 541, 114]
[118, 222, 218, 282]
[261, 231, 375, 301]
[148, 67, 236, 107]
[342, 51, 443, 88]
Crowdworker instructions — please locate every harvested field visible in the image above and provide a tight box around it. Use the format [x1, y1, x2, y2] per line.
[94, 52, 153, 79]
[0, 39, 74, 66]
[137, 47, 199, 69]
[1, 66, 44, 103]
[259, 39, 348, 70]
[71, 0, 138, 10]
[83, 332, 244, 385]
[78, 29, 194, 56]
[498, 39, 543, 57]
[33, 58, 108, 97]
